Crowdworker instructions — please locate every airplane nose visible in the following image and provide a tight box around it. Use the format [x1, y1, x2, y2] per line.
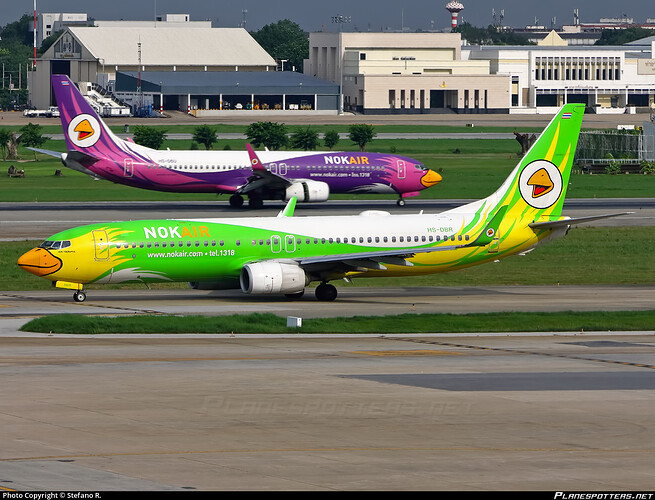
[17, 248, 62, 277]
[420, 169, 442, 188]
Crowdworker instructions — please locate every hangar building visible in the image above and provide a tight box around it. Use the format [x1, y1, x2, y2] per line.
[29, 25, 339, 115]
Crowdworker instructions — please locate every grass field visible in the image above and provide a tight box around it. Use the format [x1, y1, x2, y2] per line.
[20, 310, 655, 334]
[2, 136, 655, 201]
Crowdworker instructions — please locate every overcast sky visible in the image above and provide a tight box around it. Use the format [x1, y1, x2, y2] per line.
[2, 0, 653, 33]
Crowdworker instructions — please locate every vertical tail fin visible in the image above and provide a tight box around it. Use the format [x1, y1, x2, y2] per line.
[51, 74, 139, 160]
[492, 104, 584, 219]
[457, 104, 585, 228]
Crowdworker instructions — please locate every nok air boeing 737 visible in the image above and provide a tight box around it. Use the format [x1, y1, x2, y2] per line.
[18, 104, 627, 302]
[32, 75, 441, 208]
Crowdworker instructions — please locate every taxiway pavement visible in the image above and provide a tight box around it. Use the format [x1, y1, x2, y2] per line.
[2, 331, 654, 490]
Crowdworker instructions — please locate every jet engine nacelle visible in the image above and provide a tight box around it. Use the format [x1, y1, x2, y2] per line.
[240, 262, 307, 295]
[284, 180, 330, 202]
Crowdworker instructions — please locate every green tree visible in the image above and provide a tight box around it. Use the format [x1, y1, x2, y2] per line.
[323, 130, 340, 150]
[18, 123, 47, 159]
[245, 121, 288, 150]
[192, 125, 217, 150]
[132, 126, 166, 149]
[348, 124, 376, 152]
[454, 22, 534, 45]
[251, 19, 308, 72]
[0, 129, 16, 159]
[290, 127, 318, 150]
[0, 14, 34, 46]
[595, 27, 653, 46]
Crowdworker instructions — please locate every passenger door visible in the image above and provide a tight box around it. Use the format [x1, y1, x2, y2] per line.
[92, 230, 110, 261]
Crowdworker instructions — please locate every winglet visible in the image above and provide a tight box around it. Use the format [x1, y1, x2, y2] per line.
[277, 197, 297, 217]
[246, 143, 266, 172]
[470, 205, 508, 246]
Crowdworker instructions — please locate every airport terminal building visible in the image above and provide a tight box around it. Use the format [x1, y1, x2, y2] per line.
[305, 32, 511, 114]
[304, 31, 655, 115]
[466, 33, 655, 115]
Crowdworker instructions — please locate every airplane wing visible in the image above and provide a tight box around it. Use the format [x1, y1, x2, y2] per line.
[237, 144, 292, 194]
[297, 244, 461, 272]
[294, 202, 507, 273]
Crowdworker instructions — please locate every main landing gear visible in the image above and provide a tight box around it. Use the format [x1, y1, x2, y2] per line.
[315, 282, 337, 302]
[73, 290, 86, 302]
[229, 194, 244, 208]
[229, 194, 264, 209]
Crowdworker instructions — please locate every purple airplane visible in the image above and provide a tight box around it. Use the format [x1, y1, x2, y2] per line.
[36, 75, 441, 208]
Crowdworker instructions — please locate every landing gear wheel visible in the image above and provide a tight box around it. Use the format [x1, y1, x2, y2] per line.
[315, 283, 337, 302]
[397, 198, 406, 207]
[73, 291, 86, 303]
[284, 290, 305, 300]
[248, 197, 264, 209]
[229, 194, 244, 208]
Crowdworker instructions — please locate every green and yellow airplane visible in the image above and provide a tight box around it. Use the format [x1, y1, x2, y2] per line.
[17, 104, 626, 302]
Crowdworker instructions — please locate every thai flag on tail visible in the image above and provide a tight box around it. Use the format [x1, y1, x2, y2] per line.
[562, 112, 572, 119]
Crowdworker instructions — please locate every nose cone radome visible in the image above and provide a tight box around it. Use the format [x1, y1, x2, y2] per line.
[421, 169, 442, 188]
[17, 248, 62, 277]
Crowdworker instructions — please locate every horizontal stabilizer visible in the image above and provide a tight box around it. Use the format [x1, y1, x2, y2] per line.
[27, 147, 63, 159]
[529, 212, 632, 229]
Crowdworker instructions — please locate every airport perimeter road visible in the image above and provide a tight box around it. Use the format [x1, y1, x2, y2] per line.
[1, 198, 653, 240]
[2, 109, 649, 128]
[1, 332, 655, 490]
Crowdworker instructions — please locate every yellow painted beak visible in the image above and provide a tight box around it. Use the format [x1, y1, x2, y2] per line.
[421, 169, 442, 188]
[17, 248, 62, 277]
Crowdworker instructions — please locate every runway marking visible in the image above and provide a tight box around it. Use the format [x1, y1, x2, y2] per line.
[353, 350, 462, 356]
[388, 337, 655, 370]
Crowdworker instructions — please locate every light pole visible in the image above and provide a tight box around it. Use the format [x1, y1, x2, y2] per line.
[331, 15, 351, 115]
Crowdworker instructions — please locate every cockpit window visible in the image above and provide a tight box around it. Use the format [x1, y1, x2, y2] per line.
[415, 163, 428, 171]
[39, 240, 71, 249]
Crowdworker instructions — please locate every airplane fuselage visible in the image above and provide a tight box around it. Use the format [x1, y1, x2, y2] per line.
[17, 204, 549, 293]
[72, 146, 435, 196]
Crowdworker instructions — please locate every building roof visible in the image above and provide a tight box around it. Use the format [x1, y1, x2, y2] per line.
[66, 26, 276, 67]
[116, 71, 340, 95]
[537, 30, 567, 46]
[626, 35, 655, 46]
